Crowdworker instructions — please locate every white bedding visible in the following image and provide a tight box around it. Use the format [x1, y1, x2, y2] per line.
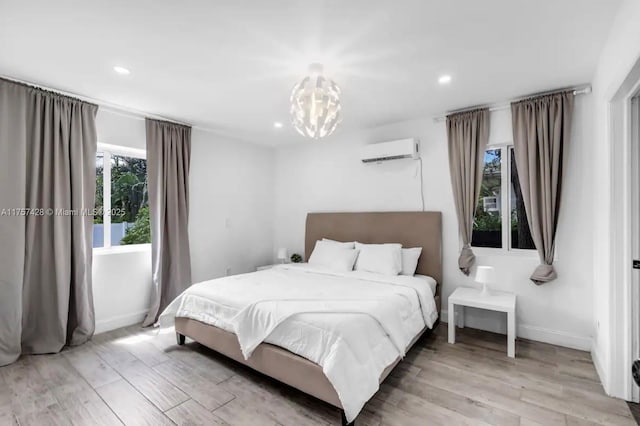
[159, 263, 438, 422]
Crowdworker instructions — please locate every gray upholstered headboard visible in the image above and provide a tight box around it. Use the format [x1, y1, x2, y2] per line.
[304, 212, 443, 298]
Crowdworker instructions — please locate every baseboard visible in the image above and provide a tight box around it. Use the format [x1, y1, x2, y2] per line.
[95, 309, 148, 334]
[441, 309, 591, 351]
[591, 341, 609, 394]
[518, 324, 591, 351]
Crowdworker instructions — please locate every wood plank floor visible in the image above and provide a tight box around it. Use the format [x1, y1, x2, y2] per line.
[629, 402, 640, 424]
[0, 323, 635, 425]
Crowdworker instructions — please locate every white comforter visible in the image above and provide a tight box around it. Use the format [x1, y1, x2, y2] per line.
[159, 264, 438, 422]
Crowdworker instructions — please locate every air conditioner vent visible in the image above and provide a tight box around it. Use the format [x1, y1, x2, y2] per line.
[360, 138, 419, 164]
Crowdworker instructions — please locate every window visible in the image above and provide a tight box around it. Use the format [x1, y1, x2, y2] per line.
[93, 145, 150, 249]
[472, 149, 502, 248]
[471, 146, 535, 251]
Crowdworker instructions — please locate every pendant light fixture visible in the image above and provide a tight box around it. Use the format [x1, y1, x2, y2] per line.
[290, 63, 341, 139]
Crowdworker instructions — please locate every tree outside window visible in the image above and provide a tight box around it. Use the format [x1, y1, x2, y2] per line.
[472, 149, 502, 248]
[94, 148, 151, 248]
[471, 147, 535, 251]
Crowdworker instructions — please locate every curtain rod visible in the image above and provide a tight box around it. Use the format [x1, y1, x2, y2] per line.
[432, 84, 592, 123]
[0, 74, 192, 128]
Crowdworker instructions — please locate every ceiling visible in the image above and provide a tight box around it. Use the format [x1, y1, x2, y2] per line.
[0, 0, 621, 145]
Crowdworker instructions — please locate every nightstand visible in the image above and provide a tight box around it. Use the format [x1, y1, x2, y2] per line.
[447, 287, 517, 357]
[256, 264, 281, 271]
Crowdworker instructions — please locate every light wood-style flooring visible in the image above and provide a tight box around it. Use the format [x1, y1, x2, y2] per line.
[0, 323, 636, 425]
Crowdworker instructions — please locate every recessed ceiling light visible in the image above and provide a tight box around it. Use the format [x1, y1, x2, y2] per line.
[438, 75, 452, 85]
[113, 66, 131, 75]
[273, 122, 283, 129]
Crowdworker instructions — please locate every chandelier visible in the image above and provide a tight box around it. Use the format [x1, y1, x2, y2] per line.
[290, 63, 341, 139]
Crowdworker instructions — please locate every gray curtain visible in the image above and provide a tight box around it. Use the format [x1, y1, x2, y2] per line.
[511, 91, 573, 284]
[0, 78, 97, 366]
[446, 109, 490, 275]
[143, 118, 192, 327]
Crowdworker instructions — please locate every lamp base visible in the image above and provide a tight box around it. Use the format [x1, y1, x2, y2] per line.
[480, 282, 491, 297]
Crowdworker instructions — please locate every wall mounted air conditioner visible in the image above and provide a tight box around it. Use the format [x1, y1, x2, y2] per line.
[360, 138, 420, 163]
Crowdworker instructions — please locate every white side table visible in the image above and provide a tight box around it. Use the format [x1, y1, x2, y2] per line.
[256, 264, 281, 271]
[447, 287, 517, 358]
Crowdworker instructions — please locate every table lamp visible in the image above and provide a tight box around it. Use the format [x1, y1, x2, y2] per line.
[277, 248, 288, 264]
[475, 266, 495, 296]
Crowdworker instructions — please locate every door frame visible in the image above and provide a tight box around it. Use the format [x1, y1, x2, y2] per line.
[631, 95, 640, 403]
[629, 95, 640, 402]
[609, 60, 640, 402]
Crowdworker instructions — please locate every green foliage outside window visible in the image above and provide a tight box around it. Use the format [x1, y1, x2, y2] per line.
[111, 156, 148, 224]
[94, 170, 104, 224]
[121, 206, 151, 245]
[473, 149, 502, 232]
[474, 213, 502, 231]
[94, 153, 151, 246]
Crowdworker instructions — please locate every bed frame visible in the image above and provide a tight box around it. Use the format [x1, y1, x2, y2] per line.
[175, 211, 442, 425]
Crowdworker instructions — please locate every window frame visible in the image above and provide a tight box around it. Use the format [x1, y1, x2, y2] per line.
[94, 143, 150, 254]
[470, 142, 538, 258]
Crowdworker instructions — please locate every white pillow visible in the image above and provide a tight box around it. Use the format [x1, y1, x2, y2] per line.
[354, 242, 403, 276]
[400, 247, 422, 276]
[308, 240, 359, 272]
[321, 238, 355, 249]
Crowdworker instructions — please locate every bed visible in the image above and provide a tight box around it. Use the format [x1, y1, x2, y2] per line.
[164, 211, 442, 425]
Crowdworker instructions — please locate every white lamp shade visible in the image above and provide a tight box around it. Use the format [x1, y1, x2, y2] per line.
[290, 63, 341, 139]
[475, 266, 495, 284]
[277, 248, 288, 260]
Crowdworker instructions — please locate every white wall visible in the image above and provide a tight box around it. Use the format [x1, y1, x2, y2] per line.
[93, 109, 275, 333]
[93, 109, 151, 333]
[93, 247, 152, 333]
[189, 130, 275, 283]
[273, 97, 594, 350]
[590, 0, 640, 398]
[96, 109, 147, 150]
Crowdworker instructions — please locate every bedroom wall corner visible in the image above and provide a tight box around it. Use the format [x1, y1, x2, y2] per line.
[189, 130, 276, 283]
[93, 110, 277, 333]
[273, 98, 595, 352]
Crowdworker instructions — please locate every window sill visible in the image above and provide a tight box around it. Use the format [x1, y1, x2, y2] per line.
[470, 247, 560, 261]
[471, 246, 540, 259]
[93, 244, 151, 256]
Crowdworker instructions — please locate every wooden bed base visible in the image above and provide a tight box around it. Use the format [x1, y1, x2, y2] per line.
[175, 307, 438, 425]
